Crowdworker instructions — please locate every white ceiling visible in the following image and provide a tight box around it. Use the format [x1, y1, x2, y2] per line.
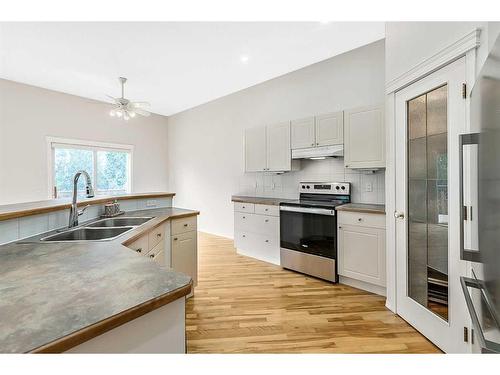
[0, 22, 385, 116]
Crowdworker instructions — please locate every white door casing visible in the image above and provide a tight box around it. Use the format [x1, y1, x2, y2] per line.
[395, 57, 469, 353]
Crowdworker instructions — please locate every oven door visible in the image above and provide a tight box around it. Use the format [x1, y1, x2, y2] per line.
[279, 205, 336, 259]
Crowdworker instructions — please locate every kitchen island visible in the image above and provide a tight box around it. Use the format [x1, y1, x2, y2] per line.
[0, 207, 199, 353]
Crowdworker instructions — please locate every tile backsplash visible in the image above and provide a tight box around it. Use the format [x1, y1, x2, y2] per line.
[236, 158, 385, 204]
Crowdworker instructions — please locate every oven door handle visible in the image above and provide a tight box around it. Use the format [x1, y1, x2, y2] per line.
[280, 205, 335, 216]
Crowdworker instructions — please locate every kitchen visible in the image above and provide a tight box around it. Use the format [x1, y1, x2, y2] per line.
[0, 7, 500, 371]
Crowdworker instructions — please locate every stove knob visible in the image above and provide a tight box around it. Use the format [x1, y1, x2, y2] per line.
[341, 185, 346, 190]
[306, 185, 310, 189]
[301, 185, 306, 189]
[335, 186, 340, 190]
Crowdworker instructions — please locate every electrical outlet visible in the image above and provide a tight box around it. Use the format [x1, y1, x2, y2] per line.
[365, 182, 373, 192]
[146, 200, 157, 207]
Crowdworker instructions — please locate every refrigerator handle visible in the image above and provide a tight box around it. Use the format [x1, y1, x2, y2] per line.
[459, 133, 480, 262]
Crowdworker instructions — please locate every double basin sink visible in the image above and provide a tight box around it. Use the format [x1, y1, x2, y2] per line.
[40, 217, 153, 242]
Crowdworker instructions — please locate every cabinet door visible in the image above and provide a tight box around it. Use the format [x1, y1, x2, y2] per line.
[338, 224, 386, 286]
[172, 231, 198, 286]
[291, 116, 315, 149]
[266, 121, 291, 172]
[245, 126, 267, 172]
[315, 111, 343, 146]
[152, 249, 165, 267]
[344, 104, 385, 168]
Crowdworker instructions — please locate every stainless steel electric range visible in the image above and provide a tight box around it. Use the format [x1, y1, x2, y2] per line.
[279, 182, 351, 282]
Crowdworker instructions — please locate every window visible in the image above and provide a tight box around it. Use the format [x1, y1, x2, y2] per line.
[48, 137, 133, 198]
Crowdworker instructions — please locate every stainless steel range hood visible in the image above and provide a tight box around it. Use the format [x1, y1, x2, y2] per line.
[291, 144, 343, 159]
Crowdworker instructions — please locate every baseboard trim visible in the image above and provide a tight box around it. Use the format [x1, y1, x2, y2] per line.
[339, 276, 386, 297]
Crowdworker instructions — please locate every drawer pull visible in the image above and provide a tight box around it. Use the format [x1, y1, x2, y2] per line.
[243, 216, 246, 219]
[149, 254, 154, 259]
[358, 218, 362, 222]
[265, 208, 268, 211]
[242, 235, 246, 238]
[136, 248, 142, 253]
[265, 239, 269, 243]
[242, 206, 246, 209]
[174, 237, 178, 241]
[156, 233, 162, 237]
[184, 223, 188, 227]
[265, 219, 269, 222]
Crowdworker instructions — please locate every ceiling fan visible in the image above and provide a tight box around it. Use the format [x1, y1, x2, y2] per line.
[107, 77, 151, 120]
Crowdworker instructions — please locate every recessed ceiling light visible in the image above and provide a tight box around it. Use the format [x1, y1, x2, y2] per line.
[240, 55, 249, 64]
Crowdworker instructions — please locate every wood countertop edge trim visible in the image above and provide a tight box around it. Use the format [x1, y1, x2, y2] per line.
[0, 193, 176, 221]
[29, 281, 192, 354]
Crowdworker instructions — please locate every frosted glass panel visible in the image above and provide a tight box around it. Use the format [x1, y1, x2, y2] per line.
[407, 84, 448, 321]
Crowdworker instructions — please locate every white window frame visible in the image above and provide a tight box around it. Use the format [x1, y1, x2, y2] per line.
[46, 136, 134, 199]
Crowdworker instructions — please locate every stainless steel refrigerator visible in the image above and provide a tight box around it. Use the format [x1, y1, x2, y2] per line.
[460, 34, 500, 353]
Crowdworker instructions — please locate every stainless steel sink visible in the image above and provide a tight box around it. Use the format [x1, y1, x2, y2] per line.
[86, 217, 153, 228]
[40, 227, 134, 242]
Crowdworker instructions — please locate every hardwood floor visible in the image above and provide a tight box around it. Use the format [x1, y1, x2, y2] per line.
[186, 232, 441, 353]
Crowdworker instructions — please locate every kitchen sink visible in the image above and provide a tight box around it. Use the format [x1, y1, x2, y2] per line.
[40, 227, 134, 242]
[86, 217, 153, 228]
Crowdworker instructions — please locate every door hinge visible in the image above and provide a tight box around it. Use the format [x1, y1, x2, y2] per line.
[462, 83, 467, 99]
[464, 326, 469, 342]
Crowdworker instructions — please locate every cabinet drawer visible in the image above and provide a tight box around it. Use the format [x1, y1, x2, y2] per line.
[234, 202, 255, 213]
[128, 234, 149, 255]
[147, 239, 164, 258]
[255, 204, 279, 216]
[148, 224, 165, 249]
[234, 212, 255, 232]
[253, 214, 279, 236]
[171, 216, 197, 235]
[337, 211, 385, 229]
[151, 249, 165, 267]
[234, 230, 252, 250]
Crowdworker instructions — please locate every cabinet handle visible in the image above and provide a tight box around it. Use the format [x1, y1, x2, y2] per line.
[242, 235, 246, 238]
[316, 143, 319, 146]
[265, 239, 269, 243]
[345, 165, 349, 168]
[358, 218, 362, 222]
[339, 226, 342, 229]
[242, 206, 245, 209]
[265, 219, 269, 222]
[157, 233, 162, 237]
[265, 208, 268, 211]
[183, 224, 188, 227]
[136, 248, 142, 253]
[174, 237, 178, 241]
[243, 216, 246, 219]
[311, 143, 314, 146]
[149, 254, 154, 259]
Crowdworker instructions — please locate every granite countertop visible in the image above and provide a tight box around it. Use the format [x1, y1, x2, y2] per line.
[231, 195, 294, 206]
[336, 203, 386, 215]
[0, 207, 199, 353]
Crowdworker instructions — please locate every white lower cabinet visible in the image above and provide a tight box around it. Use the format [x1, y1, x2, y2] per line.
[234, 203, 280, 265]
[338, 211, 386, 292]
[171, 217, 198, 298]
[125, 215, 198, 298]
[126, 222, 170, 267]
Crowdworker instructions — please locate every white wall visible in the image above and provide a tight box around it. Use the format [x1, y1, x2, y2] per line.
[0, 79, 169, 205]
[167, 40, 385, 238]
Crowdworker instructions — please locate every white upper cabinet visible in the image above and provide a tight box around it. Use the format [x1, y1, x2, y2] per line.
[315, 111, 344, 146]
[245, 123, 293, 172]
[291, 117, 315, 149]
[344, 104, 385, 169]
[267, 121, 291, 172]
[245, 126, 267, 172]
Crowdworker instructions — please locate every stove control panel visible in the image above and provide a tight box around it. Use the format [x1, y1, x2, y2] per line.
[299, 182, 350, 195]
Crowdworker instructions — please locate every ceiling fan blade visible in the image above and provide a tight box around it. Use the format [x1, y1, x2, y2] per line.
[130, 101, 151, 108]
[105, 95, 120, 103]
[133, 108, 151, 117]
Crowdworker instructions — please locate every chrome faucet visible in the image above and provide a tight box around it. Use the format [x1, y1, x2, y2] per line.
[68, 170, 95, 228]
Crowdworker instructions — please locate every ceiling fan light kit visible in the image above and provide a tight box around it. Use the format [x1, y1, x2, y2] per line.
[107, 77, 151, 120]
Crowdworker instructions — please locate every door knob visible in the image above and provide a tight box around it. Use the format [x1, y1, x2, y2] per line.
[394, 211, 405, 219]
